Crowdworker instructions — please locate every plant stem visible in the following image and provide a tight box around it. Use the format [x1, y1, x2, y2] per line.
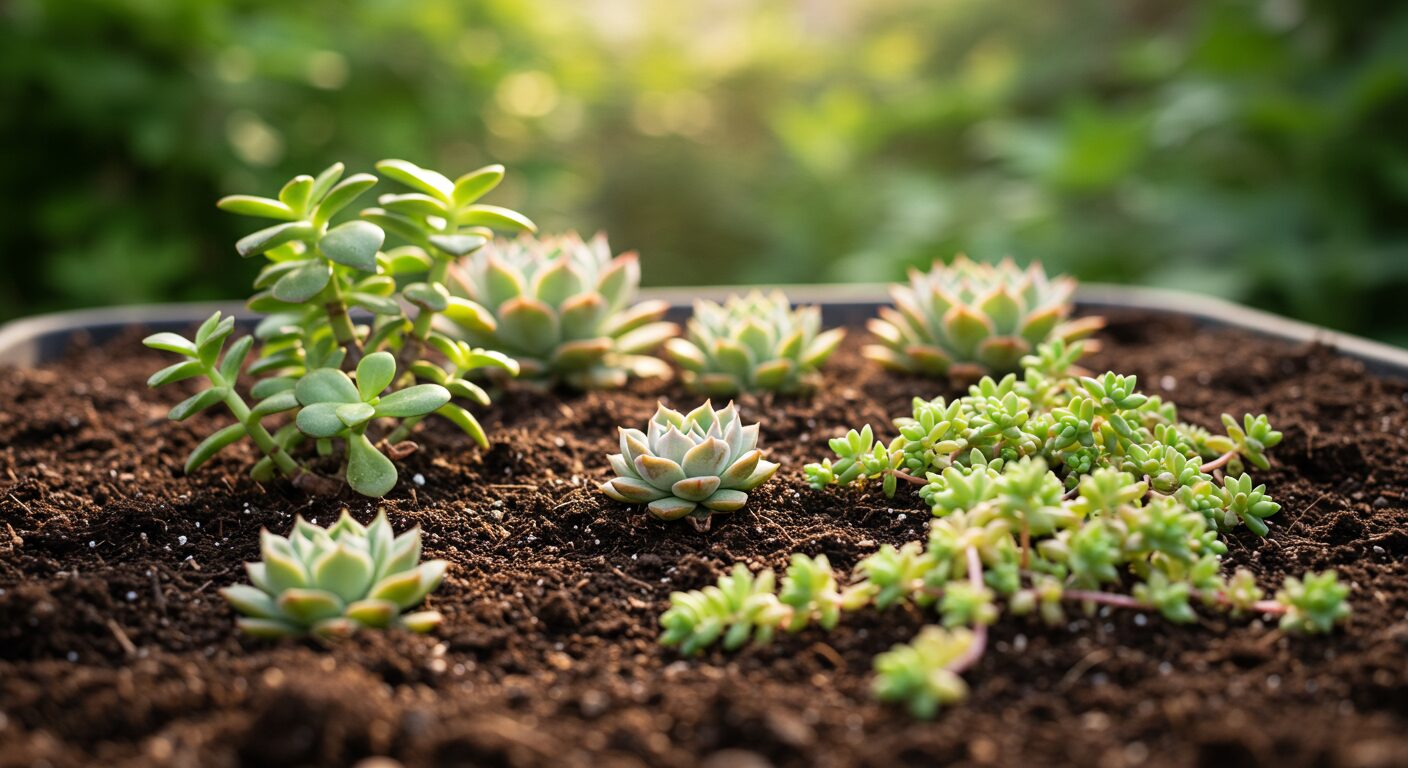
[1200, 450, 1237, 473]
[947, 546, 988, 674]
[323, 274, 362, 362]
[211, 368, 339, 495]
[891, 469, 929, 486]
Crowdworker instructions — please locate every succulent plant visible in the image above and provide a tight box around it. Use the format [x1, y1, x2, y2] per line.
[665, 340, 1349, 719]
[221, 510, 447, 638]
[600, 401, 778, 531]
[292, 351, 450, 497]
[864, 255, 1104, 378]
[445, 232, 678, 388]
[148, 158, 533, 498]
[663, 290, 846, 394]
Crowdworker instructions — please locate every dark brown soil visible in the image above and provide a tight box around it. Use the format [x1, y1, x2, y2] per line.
[2, 310, 1407, 768]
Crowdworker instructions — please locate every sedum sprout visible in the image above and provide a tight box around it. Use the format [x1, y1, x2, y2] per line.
[664, 290, 846, 395]
[444, 232, 678, 389]
[872, 627, 974, 719]
[147, 159, 535, 497]
[221, 510, 447, 638]
[864, 256, 1104, 378]
[600, 401, 779, 531]
[663, 339, 1349, 717]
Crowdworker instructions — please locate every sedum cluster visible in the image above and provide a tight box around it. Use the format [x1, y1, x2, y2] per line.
[146, 160, 529, 497]
[661, 340, 1349, 717]
[600, 401, 779, 531]
[664, 290, 846, 395]
[221, 510, 447, 638]
[865, 256, 1104, 378]
[445, 232, 678, 389]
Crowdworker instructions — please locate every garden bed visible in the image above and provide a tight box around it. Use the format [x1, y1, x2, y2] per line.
[1, 308, 1406, 767]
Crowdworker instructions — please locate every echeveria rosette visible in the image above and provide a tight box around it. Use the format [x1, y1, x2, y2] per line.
[664, 290, 846, 395]
[445, 232, 679, 389]
[600, 401, 779, 531]
[221, 510, 447, 638]
[864, 255, 1104, 378]
[293, 351, 450, 497]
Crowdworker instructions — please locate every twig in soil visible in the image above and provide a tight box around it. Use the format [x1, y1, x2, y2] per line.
[149, 568, 167, 614]
[106, 619, 138, 658]
[7, 493, 33, 516]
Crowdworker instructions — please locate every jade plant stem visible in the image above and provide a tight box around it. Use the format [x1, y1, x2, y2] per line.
[205, 366, 338, 494]
[321, 275, 362, 361]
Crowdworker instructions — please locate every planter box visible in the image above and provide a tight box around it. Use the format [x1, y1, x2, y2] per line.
[2, 285, 1405, 767]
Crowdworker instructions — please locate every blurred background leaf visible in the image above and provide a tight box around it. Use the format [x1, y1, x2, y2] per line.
[2, 0, 1406, 343]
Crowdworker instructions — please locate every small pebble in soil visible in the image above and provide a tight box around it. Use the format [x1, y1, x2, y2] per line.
[177, 535, 187, 545]
[1134, 613, 1148, 627]
[413, 473, 425, 486]
[125, 591, 137, 601]
[66, 652, 78, 662]
[88, 541, 96, 548]
[1160, 375, 1176, 390]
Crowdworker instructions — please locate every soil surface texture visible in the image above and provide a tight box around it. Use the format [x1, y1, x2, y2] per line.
[1, 310, 1407, 768]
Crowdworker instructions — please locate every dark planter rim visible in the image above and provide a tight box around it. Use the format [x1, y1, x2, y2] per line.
[1, 283, 1406, 376]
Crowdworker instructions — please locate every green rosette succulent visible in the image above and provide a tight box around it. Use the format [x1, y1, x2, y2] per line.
[865, 255, 1104, 378]
[221, 510, 447, 638]
[445, 232, 678, 388]
[600, 401, 779, 531]
[664, 290, 846, 395]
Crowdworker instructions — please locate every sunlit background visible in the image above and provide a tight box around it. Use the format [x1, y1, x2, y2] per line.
[3, 0, 1406, 342]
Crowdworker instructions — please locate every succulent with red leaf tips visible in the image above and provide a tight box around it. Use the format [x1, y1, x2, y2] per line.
[665, 290, 846, 395]
[445, 233, 678, 388]
[864, 256, 1103, 378]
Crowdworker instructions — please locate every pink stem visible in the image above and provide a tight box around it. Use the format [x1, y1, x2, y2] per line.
[946, 547, 989, 674]
[1062, 589, 1145, 610]
[891, 469, 929, 486]
[1199, 450, 1237, 473]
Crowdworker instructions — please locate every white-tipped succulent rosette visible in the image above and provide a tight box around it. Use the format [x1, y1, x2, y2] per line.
[444, 232, 679, 389]
[600, 401, 779, 531]
[221, 510, 447, 638]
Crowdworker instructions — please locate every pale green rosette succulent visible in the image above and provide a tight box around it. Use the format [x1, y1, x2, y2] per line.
[664, 290, 846, 395]
[865, 255, 1104, 378]
[445, 232, 678, 388]
[221, 510, 447, 638]
[600, 401, 779, 531]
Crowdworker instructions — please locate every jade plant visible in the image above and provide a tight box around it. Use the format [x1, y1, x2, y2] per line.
[664, 290, 846, 395]
[864, 255, 1104, 378]
[221, 510, 447, 638]
[444, 232, 679, 389]
[600, 401, 779, 531]
[659, 339, 1349, 717]
[145, 160, 530, 497]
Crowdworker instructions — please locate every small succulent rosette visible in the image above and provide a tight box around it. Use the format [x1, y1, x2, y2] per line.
[865, 255, 1104, 378]
[600, 401, 779, 530]
[445, 232, 678, 388]
[664, 290, 846, 395]
[221, 510, 447, 638]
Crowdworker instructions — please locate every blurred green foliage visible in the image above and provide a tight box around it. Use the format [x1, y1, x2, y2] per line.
[3, 0, 1407, 341]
